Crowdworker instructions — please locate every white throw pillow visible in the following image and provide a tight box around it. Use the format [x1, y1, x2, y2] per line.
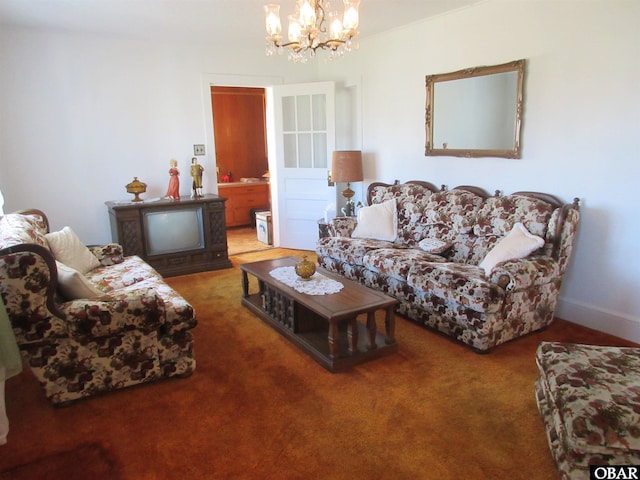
[418, 237, 452, 254]
[479, 222, 545, 275]
[45, 226, 101, 274]
[56, 261, 102, 300]
[351, 199, 398, 242]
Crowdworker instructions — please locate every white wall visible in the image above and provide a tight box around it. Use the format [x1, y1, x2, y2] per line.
[317, 0, 640, 341]
[0, 27, 314, 244]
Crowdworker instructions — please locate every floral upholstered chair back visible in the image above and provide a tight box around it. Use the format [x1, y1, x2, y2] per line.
[468, 193, 580, 271]
[368, 181, 439, 247]
[0, 211, 49, 250]
[419, 188, 488, 263]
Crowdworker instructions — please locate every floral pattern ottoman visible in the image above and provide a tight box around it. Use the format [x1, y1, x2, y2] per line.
[535, 342, 640, 479]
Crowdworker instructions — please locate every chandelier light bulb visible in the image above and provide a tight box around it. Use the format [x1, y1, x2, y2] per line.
[328, 11, 343, 40]
[264, 0, 360, 62]
[298, 0, 316, 29]
[288, 14, 302, 42]
[264, 4, 282, 37]
[343, 0, 359, 30]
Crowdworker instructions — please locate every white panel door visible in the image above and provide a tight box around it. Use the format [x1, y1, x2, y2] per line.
[267, 82, 335, 251]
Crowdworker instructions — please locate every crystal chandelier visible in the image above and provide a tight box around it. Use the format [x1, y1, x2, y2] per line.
[264, 0, 360, 63]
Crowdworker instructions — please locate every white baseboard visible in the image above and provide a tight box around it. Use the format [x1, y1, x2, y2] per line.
[556, 297, 640, 344]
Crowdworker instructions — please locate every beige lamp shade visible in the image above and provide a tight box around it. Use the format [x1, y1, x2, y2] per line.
[332, 151, 363, 212]
[331, 151, 363, 183]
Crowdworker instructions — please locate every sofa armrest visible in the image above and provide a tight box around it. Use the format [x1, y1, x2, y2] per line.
[488, 256, 560, 291]
[0, 244, 68, 344]
[330, 216, 358, 237]
[60, 286, 166, 338]
[89, 243, 125, 266]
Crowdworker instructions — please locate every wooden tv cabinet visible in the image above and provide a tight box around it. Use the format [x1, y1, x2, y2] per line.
[106, 194, 232, 277]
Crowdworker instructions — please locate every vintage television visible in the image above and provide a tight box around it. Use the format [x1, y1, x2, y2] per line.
[106, 195, 231, 277]
[142, 206, 205, 256]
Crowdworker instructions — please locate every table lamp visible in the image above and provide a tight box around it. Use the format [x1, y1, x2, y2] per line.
[331, 151, 363, 216]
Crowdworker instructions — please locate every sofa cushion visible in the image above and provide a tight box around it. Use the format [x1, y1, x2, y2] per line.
[479, 223, 544, 275]
[352, 199, 397, 242]
[316, 236, 393, 266]
[369, 182, 435, 247]
[369, 182, 434, 205]
[362, 248, 446, 281]
[56, 261, 103, 300]
[423, 189, 485, 234]
[413, 189, 486, 264]
[416, 225, 477, 264]
[394, 199, 431, 247]
[45, 226, 101, 274]
[85, 255, 163, 292]
[0, 213, 49, 249]
[468, 194, 556, 266]
[474, 194, 554, 238]
[61, 286, 166, 338]
[407, 262, 504, 314]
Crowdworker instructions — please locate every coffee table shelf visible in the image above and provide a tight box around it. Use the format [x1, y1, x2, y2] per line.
[240, 257, 398, 372]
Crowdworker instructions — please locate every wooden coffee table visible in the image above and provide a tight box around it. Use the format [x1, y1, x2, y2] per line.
[240, 256, 398, 372]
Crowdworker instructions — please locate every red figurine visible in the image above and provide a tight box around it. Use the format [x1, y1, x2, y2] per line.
[164, 159, 180, 200]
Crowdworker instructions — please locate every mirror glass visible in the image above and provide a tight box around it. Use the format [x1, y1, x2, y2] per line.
[425, 59, 525, 158]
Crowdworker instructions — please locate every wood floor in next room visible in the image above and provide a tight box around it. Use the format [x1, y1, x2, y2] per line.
[226, 226, 273, 256]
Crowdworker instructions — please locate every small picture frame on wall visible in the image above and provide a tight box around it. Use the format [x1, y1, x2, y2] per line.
[193, 144, 205, 156]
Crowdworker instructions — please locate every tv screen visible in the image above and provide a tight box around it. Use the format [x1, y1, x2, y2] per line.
[143, 207, 205, 256]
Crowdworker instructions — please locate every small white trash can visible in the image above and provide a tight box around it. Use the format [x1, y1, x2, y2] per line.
[255, 211, 272, 245]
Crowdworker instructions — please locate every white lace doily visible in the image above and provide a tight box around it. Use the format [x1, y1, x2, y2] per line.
[269, 266, 344, 295]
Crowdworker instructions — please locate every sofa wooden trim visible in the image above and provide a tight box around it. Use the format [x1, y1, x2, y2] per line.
[450, 185, 491, 199]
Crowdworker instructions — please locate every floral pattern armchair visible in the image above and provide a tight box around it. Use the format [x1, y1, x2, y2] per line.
[316, 181, 580, 352]
[0, 210, 196, 405]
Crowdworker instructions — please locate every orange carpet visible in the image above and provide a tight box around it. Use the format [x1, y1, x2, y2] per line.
[0, 248, 635, 479]
[0, 442, 119, 480]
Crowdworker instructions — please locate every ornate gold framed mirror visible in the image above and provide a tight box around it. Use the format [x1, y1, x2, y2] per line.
[425, 59, 525, 159]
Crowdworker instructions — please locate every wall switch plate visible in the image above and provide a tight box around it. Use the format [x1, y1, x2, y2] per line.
[193, 144, 205, 156]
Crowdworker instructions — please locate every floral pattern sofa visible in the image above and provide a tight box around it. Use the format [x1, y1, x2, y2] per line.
[316, 181, 580, 352]
[535, 342, 640, 479]
[0, 209, 196, 405]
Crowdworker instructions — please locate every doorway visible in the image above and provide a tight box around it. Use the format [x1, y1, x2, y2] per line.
[202, 75, 349, 253]
[210, 85, 273, 255]
[202, 74, 282, 256]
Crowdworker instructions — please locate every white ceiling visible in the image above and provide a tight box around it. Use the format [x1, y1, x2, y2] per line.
[0, 0, 481, 48]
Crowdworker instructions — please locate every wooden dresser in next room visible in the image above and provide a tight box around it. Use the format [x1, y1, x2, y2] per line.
[218, 181, 270, 227]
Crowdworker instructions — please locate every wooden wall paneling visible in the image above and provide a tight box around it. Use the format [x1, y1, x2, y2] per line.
[211, 86, 268, 181]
